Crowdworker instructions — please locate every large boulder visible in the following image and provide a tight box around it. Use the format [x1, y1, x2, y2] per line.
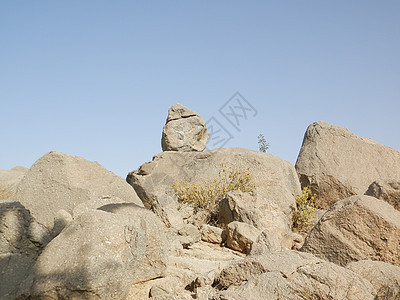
[301, 195, 400, 267]
[18, 206, 168, 299]
[13, 151, 143, 229]
[127, 148, 300, 244]
[0, 201, 51, 300]
[215, 251, 376, 300]
[0, 167, 27, 200]
[295, 121, 400, 208]
[365, 180, 400, 211]
[161, 103, 209, 152]
[347, 260, 400, 300]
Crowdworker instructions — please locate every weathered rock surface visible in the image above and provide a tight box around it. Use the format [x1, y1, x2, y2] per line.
[365, 180, 400, 211]
[296, 121, 400, 208]
[127, 147, 300, 245]
[14, 151, 143, 229]
[215, 251, 376, 300]
[218, 191, 290, 244]
[347, 260, 400, 300]
[18, 207, 168, 299]
[126, 241, 244, 300]
[301, 195, 400, 266]
[161, 103, 209, 152]
[0, 253, 36, 300]
[200, 224, 226, 244]
[0, 200, 50, 259]
[0, 166, 27, 200]
[226, 221, 261, 254]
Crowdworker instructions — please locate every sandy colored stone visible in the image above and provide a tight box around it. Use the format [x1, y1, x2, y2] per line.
[0, 167, 27, 200]
[301, 195, 400, 266]
[14, 151, 143, 229]
[161, 103, 209, 152]
[296, 121, 400, 208]
[365, 180, 400, 211]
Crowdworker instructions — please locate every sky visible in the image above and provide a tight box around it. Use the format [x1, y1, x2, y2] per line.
[1, 1, 399, 178]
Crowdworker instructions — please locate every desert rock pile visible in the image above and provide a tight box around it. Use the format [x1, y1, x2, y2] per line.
[1, 106, 399, 300]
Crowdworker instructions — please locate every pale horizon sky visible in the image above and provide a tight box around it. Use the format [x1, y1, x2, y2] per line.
[1, 1, 399, 178]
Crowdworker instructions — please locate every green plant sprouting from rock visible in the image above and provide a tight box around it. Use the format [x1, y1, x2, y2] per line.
[172, 163, 255, 215]
[292, 186, 319, 233]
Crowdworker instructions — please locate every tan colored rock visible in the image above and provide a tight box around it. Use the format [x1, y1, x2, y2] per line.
[226, 221, 261, 254]
[296, 121, 400, 208]
[200, 224, 226, 244]
[0, 167, 27, 200]
[301, 195, 400, 266]
[127, 148, 300, 245]
[218, 191, 291, 244]
[161, 103, 209, 152]
[216, 251, 376, 300]
[347, 260, 400, 300]
[14, 151, 143, 229]
[0, 201, 50, 259]
[19, 207, 168, 299]
[365, 180, 400, 211]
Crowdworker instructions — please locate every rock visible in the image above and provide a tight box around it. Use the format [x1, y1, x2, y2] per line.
[19, 207, 168, 299]
[150, 193, 184, 229]
[215, 251, 376, 300]
[218, 191, 291, 244]
[365, 180, 400, 211]
[248, 229, 282, 255]
[0, 200, 50, 259]
[14, 151, 143, 229]
[51, 209, 73, 237]
[161, 103, 209, 152]
[72, 195, 129, 218]
[295, 121, 400, 208]
[178, 224, 201, 248]
[301, 195, 400, 267]
[127, 148, 300, 245]
[226, 221, 261, 254]
[0, 253, 36, 300]
[347, 260, 400, 300]
[200, 224, 226, 244]
[0, 167, 27, 200]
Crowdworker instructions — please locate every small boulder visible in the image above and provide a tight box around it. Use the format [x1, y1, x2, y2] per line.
[365, 180, 400, 211]
[200, 224, 226, 244]
[301, 195, 400, 266]
[226, 221, 261, 254]
[14, 151, 143, 229]
[347, 260, 400, 300]
[161, 103, 209, 152]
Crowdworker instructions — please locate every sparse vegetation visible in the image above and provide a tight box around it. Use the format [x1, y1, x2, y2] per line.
[257, 134, 269, 153]
[172, 163, 255, 217]
[292, 186, 319, 233]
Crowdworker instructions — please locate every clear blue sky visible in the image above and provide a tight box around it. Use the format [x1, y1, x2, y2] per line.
[1, 1, 399, 178]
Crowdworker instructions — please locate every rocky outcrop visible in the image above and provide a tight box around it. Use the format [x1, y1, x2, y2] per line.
[365, 180, 400, 211]
[14, 151, 143, 229]
[161, 103, 209, 152]
[301, 195, 400, 266]
[127, 147, 300, 245]
[295, 121, 400, 208]
[0, 201, 51, 300]
[347, 260, 400, 300]
[0, 166, 27, 200]
[215, 251, 376, 300]
[18, 207, 168, 299]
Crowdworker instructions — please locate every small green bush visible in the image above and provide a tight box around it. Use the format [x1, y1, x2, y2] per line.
[172, 163, 255, 215]
[292, 187, 319, 233]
